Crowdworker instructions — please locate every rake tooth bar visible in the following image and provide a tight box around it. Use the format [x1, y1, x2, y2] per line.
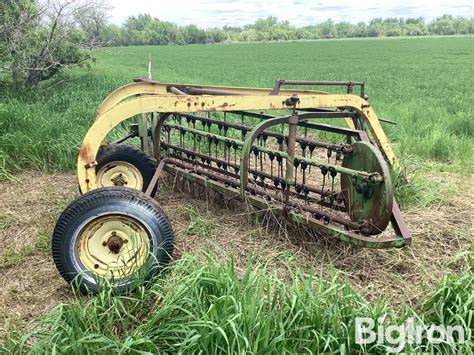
[78, 79, 411, 248]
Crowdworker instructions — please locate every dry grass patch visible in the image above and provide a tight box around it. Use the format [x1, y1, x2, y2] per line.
[0, 172, 78, 332]
[0, 170, 471, 333]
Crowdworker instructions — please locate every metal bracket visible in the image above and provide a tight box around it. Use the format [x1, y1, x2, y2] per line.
[270, 79, 365, 98]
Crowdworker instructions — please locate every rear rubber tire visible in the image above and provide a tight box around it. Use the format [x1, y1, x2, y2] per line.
[80, 144, 157, 197]
[52, 187, 173, 293]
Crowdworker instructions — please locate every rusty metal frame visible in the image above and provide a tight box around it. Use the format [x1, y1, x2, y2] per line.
[77, 80, 409, 248]
[162, 163, 409, 248]
[148, 110, 409, 248]
[270, 79, 365, 97]
[95, 80, 328, 117]
[236, 112, 409, 247]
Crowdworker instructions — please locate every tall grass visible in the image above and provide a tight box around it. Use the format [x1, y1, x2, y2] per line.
[1, 37, 473, 182]
[2, 252, 472, 354]
[0, 75, 120, 177]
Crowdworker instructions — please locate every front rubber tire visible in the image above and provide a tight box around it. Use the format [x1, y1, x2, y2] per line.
[52, 187, 173, 293]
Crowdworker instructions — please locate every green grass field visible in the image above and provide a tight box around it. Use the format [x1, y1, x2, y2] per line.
[1, 37, 473, 353]
[1, 37, 473, 177]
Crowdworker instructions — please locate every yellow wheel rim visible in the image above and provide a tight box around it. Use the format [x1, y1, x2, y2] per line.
[96, 161, 143, 190]
[77, 215, 150, 279]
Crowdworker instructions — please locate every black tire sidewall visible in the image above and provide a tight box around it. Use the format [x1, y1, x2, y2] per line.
[52, 188, 173, 293]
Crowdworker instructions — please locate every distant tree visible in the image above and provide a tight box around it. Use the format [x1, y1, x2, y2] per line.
[382, 17, 402, 26]
[335, 22, 353, 38]
[319, 19, 335, 38]
[353, 22, 367, 37]
[292, 27, 309, 39]
[76, 2, 111, 48]
[125, 14, 153, 32]
[237, 29, 257, 42]
[253, 16, 279, 32]
[101, 23, 123, 45]
[4, 5, 471, 57]
[403, 24, 425, 36]
[222, 25, 241, 33]
[385, 26, 401, 37]
[268, 28, 290, 41]
[146, 20, 179, 45]
[406, 17, 425, 26]
[452, 16, 472, 34]
[403, 17, 426, 36]
[367, 19, 384, 37]
[123, 14, 153, 45]
[370, 17, 383, 25]
[182, 24, 207, 44]
[429, 14, 457, 35]
[206, 28, 227, 43]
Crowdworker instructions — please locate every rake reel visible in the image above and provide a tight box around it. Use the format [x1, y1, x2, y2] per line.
[52, 79, 411, 292]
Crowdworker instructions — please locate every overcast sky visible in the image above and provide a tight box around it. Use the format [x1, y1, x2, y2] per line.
[108, 0, 473, 28]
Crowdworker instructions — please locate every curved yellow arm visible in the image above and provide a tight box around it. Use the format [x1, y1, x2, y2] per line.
[79, 92, 396, 193]
[95, 81, 329, 118]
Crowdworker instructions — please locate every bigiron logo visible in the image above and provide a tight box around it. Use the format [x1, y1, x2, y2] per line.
[355, 316, 466, 352]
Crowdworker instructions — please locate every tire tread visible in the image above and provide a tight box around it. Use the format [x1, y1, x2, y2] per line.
[52, 187, 173, 292]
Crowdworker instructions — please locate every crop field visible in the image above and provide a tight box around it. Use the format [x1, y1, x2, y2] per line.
[0, 37, 473, 353]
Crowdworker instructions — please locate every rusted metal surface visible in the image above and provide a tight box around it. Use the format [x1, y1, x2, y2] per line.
[145, 158, 169, 196]
[77, 79, 410, 248]
[107, 233, 124, 254]
[168, 86, 187, 96]
[270, 79, 365, 97]
[340, 141, 393, 234]
[178, 113, 349, 151]
[283, 113, 298, 211]
[163, 162, 408, 248]
[161, 143, 344, 205]
[150, 108, 409, 247]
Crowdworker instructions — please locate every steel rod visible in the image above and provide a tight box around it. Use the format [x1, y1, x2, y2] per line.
[164, 163, 409, 248]
[166, 159, 359, 229]
[177, 113, 348, 151]
[163, 122, 381, 182]
[162, 142, 339, 198]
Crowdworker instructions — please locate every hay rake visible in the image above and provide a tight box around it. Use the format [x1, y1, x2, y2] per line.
[52, 78, 411, 292]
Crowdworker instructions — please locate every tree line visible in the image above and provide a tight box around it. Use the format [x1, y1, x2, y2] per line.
[1, 0, 472, 87]
[102, 14, 474, 46]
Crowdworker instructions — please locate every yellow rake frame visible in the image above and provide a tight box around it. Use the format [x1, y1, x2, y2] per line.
[78, 81, 398, 194]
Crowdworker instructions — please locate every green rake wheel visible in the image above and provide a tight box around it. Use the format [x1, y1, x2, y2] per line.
[340, 141, 393, 235]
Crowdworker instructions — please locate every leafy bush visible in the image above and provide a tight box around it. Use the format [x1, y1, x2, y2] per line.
[0, 0, 107, 87]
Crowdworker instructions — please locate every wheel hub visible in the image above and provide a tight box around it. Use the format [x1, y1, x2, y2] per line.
[111, 174, 126, 187]
[106, 232, 126, 253]
[96, 161, 143, 190]
[77, 215, 150, 278]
